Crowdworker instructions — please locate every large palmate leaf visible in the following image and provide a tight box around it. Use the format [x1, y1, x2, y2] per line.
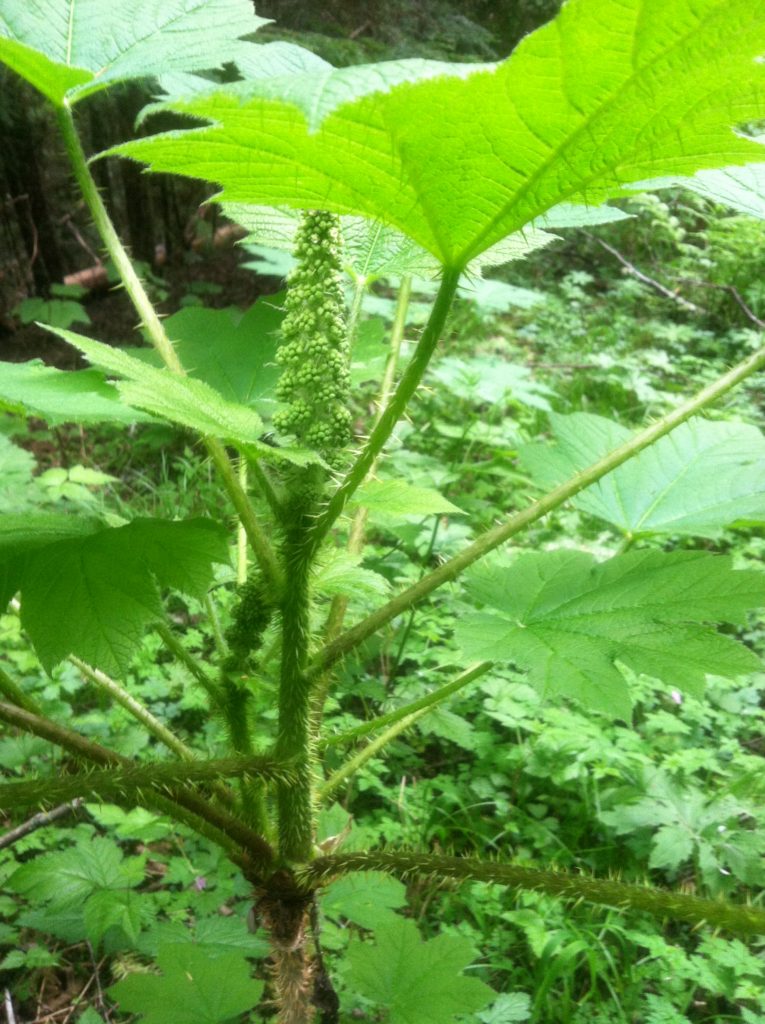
[114, 0, 765, 268]
[520, 414, 765, 538]
[456, 550, 763, 719]
[110, 944, 264, 1024]
[0, 517, 228, 675]
[347, 917, 493, 1024]
[0, 360, 153, 425]
[0, 0, 268, 106]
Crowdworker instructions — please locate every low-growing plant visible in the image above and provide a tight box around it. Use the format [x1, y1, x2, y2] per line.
[2, 1, 765, 1021]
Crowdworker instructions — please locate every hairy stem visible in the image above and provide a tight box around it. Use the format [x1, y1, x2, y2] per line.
[308, 337, 765, 679]
[302, 851, 765, 935]
[309, 267, 460, 556]
[0, 664, 41, 715]
[276, 477, 321, 863]
[0, 754, 297, 810]
[0, 701, 274, 872]
[70, 655, 198, 762]
[56, 102, 283, 595]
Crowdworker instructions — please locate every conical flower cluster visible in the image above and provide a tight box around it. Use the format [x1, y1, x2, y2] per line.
[273, 211, 351, 465]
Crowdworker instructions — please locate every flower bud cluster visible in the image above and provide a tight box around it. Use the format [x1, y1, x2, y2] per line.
[273, 211, 351, 465]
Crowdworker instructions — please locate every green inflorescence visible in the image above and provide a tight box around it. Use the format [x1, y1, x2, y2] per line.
[224, 570, 275, 674]
[273, 211, 352, 466]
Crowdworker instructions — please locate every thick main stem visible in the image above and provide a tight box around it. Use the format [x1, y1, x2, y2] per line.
[55, 103, 283, 596]
[276, 476, 322, 863]
[308, 338, 765, 679]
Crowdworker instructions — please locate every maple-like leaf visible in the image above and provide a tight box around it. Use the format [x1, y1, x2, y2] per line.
[456, 550, 763, 719]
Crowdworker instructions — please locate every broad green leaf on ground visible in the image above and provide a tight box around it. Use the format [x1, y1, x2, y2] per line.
[83, 889, 147, 945]
[109, 944, 264, 1024]
[46, 325, 317, 465]
[430, 356, 555, 410]
[8, 837, 142, 907]
[347, 917, 493, 1024]
[0, 360, 153, 425]
[351, 480, 464, 524]
[1, 518, 228, 675]
[0, 0, 268, 106]
[15, 297, 90, 329]
[322, 873, 407, 931]
[456, 550, 763, 720]
[114, 0, 765, 267]
[479, 993, 533, 1023]
[0, 437, 35, 511]
[520, 414, 765, 537]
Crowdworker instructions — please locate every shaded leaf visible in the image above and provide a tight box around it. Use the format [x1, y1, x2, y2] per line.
[1, 518, 228, 675]
[347, 917, 493, 1024]
[323, 873, 407, 931]
[109, 943, 264, 1024]
[456, 550, 763, 719]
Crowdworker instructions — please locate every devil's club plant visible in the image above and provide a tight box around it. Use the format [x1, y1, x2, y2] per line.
[2, 0, 765, 1020]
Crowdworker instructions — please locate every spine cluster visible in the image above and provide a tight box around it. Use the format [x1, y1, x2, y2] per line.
[273, 210, 351, 466]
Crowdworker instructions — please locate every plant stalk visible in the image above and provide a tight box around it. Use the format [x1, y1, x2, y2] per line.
[308, 338, 765, 679]
[309, 267, 460, 555]
[302, 851, 765, 935]
[55, 102, 283, 596]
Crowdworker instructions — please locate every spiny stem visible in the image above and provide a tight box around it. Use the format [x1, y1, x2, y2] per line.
[307, 337, 765, 679]
[319, 662, 490, 799]
[155, 621, 223, 707]
[0, 700, 274, 871]
[0, 664, 40, 715]
[308, 267, 460, 556]
[321, 662, 491, 748]
[0, 755, 297, 810]
[302, 851, 765, 935]
[55, 102, 283, 596]
[70, 655, 197, 762]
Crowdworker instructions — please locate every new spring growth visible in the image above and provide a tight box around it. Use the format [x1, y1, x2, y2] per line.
[273, 211, 352, 467]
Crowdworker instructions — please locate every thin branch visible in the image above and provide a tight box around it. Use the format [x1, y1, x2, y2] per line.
[677, 277, 765, 329]
[0, 800, 83, 850]
[70, 655, 199, 763]
[302, 851, 765, 935]
[586, 233, 701, 312]
[308, 267, 461, 556]
[307, 335, 765, 680]
[0, 701, 274, 872]
[321, 661, 491, 748]
[56, 103, 283, 597]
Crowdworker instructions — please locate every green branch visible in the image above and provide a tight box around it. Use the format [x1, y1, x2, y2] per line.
[55, 102, 283, 597]
[155, 621, 223, 707]
[308, 338, 765, 679]
[0, 754, 297, 810]
[321, 661, 491, 748]
[0, 700, 275, 873]
[309, 267, 461, 555]
[302, 851, 765, 935]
